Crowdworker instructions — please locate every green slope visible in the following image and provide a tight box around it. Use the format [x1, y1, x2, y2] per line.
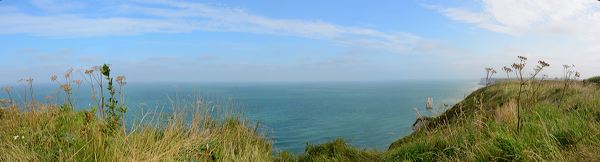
[385, 81, 600, 161]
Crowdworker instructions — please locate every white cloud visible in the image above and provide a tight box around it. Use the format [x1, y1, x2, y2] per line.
[0, 13, 199, 37]
[30, 0, 85, 12]
[431, 0, 600, 77]
[432, 0, 600, 39]
[0, 0, 434, 54]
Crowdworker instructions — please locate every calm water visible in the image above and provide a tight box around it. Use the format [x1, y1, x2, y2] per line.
[1, 80, 479, 153]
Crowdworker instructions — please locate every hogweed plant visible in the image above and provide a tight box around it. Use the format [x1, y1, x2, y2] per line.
[557, 64, 580, 109]
[18, 78, 35, 112]
[510, 56, 549, 131]
[2, 86, 14, 106]
[503, 66, 513, 80]
[484, 67, 497, 86]
[116, 75, 127, 133]
[82, 66, 107, 116]
[50, 68, 76, 110]
[511, 56, 526, 131]
[528, 61, 550, 103]
[530, 74, 549, 104]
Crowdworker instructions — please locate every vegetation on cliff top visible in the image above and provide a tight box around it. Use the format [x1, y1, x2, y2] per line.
[0, 65, 271, 161]
[386, 81, 600, 161]
[2, 62, 600, 161]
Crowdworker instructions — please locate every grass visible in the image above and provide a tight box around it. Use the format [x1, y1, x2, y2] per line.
[0, 99, 272, 161]
[386, 81, 600, 161]
[0, 65, 272, 161]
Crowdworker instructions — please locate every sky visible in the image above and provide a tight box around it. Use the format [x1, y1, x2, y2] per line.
[1, 0, 599, 83]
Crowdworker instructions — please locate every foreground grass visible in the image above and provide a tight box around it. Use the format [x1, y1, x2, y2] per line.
[0, 102, 272, 161]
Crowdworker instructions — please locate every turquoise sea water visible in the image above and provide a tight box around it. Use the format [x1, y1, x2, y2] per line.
[1, 80, 479, 153]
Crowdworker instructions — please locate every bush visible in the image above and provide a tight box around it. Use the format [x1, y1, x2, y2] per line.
[297, 138, 380, 161]
[586, 76, 600, 84]
[385, 139, 455, 161]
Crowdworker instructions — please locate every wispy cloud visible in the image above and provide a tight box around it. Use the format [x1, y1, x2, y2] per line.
[0, 0, 435, 54]
[30, 0, 85, 12]
[429, 0, 600, 77]
[430, 0, 600, 39]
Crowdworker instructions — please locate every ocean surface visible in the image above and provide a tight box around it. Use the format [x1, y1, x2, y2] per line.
[1, 80, 479, 153]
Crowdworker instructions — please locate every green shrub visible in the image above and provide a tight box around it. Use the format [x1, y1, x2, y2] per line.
[385, 139, 455, 161]
[586, 76, 600, 84]
[297, 138, 380, 162]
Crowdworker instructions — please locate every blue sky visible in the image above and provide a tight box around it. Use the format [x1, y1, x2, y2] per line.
[1, 0, 599, 83]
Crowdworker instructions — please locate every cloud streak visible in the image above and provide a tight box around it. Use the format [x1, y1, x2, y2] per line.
[0, 0, 433, 54]
[429, 0, 600, 77]
[431, 0, 600, 39]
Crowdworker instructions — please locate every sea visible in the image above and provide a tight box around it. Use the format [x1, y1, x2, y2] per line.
[1, 80, 480, 153]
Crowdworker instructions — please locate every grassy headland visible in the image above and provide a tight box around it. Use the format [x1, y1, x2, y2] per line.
[385, 81, 600, 161]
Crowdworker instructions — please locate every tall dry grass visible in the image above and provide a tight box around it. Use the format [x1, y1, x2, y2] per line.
[0, 65, 273, 161]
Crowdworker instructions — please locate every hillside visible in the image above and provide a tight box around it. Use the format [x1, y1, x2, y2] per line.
[385, 81, 600, 161]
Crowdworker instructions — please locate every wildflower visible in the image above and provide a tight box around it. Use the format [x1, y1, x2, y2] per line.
[13, 135, 19, 140]
[50, 75, 58, 82]
[64, 68, 74, 79]
[2, 86, 11, 93]
[518, 56, 528, 61]
[84, 69, 94, 74]
[538, 60, 550, 67]
[73, 80, 82, 85]
[512, 63, 524, 70]
[503, 66, 513, 73]
[116, 75, 126, 85]
[61, 84, 72, 92]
